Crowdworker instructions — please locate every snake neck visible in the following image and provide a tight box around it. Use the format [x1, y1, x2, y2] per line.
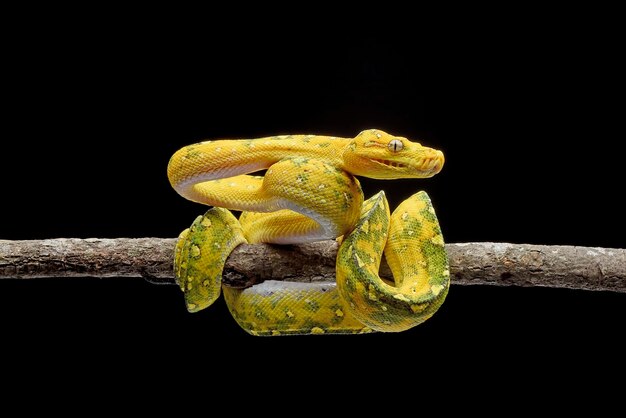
[168, 135, 351, 197]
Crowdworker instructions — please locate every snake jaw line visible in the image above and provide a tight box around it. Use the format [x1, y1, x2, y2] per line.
[370, 159, 408, 169]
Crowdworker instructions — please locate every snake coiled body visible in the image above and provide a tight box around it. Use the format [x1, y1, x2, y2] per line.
[168, 129, 449, 335]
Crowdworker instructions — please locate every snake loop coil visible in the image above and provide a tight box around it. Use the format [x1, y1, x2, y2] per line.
[168, 129, 449, 335]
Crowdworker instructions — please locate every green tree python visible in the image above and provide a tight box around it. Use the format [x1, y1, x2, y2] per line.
[167, 129, 449, 335]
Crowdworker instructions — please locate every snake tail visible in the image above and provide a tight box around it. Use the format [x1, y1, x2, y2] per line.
[223, 282, 372, 336]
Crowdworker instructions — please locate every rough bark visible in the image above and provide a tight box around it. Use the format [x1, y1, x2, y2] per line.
[0, 239, 624, 293]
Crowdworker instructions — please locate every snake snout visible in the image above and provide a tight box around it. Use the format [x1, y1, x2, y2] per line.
[432, 150, 444, 173]
[418, 149, 444, 175]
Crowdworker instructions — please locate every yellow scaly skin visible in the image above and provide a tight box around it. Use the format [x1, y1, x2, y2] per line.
[168, 129, 449, 335]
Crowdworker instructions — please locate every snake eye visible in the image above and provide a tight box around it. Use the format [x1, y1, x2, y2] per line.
[388, 139, 403, 152]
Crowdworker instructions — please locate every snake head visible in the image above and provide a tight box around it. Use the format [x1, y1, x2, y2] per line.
[342, 129, 444, 179]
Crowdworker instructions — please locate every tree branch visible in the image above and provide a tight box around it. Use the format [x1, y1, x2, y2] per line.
[0, 239, 624, 293]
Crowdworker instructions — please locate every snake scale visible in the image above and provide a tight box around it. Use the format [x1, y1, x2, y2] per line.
[168, 129, 449, 335]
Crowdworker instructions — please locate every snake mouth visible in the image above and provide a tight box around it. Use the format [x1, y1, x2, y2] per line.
[371, 159, 408, 169]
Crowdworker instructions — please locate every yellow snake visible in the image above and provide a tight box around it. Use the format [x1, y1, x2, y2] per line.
[168, 129, 449, 335]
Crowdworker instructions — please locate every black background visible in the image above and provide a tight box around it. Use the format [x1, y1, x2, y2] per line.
[1, 8, 624, 402]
